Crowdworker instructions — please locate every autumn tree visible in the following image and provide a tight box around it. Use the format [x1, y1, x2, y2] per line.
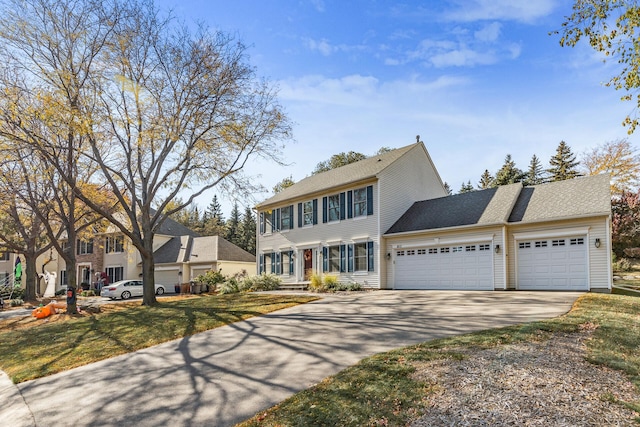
[581, 138, 640, 194]
[273, 176, 295, 194]
[611, 190, 640, 257]
[0, 0, 291, 306]
[558, 1, 640, 133]
[524, 154, 546, 186]
[312, 151, 367, 174]
[478, 169, 494, 189]
[548, 141, 580, 182]
[494, 154, 525, 186]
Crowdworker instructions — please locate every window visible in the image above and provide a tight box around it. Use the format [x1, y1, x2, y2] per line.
[440, 247, 450, 253]
[280, 206, 292, 230]
[552, 239, 566, 247]
[353, 188, 367, 217]
[77, 239, 94, 255]
[105, 235, 124, 253]
[570, 238, 584, 245]
[328, 246, 340, 273]
[465, 245, 476, 252]
[519, 242, 531, 249]
[428, 248, 438, 254]
[60, 270, 68, 286]
[303, 201, 314, 226]
[327, 195, 340, 222]
[280, 251, 294, 275]
[479, 244, 490, 251]
[397, 250, 405, 256]
[264, 211, 273, 233]
[0, 252, 8, 261]
[417, 249, 426, 255]
[535, 241, 548, 248]
[263, 253, 272, 273]
[354, 243, 368, 271]
[452, 246, 462, 253]
[106, 266, 123, 283]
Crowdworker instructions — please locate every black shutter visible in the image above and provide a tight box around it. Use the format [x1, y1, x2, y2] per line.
[322, 196, 328, 223]
[312, 199, 318, 225]
[347, 191, 353, 218]
[367, 241, 374, 272]
[298, 203, 302, 228]
[339, 192, 346, 220]
[347, 244, 354, 272]
[340, 244, 346, 273]
[322, 247, 328, 272]
[367, 185, 374, 216]
[289, 205, 294, 229]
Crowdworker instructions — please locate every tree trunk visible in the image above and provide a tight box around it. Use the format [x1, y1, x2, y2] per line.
[23, 254, 38, 301]
[141, 231, 157, 306]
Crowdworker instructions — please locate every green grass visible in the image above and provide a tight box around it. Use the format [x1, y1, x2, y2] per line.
[239, 293, 640, 427]
[0, 293, 317, 383]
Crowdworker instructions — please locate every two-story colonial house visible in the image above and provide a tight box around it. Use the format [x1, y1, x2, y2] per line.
[256, 142, 612, 292]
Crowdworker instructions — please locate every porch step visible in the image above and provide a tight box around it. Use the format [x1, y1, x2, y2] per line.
[278, 283, 308, 291]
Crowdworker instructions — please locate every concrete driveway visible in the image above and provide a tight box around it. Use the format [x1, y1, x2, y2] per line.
[4, 290, 580, 427]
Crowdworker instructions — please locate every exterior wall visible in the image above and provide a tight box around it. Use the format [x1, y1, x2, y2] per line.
[257, 179, 381, 287]
[377, 144, 447, 288]
[505, 216, 611, 291]
[384, 225, 506, 290]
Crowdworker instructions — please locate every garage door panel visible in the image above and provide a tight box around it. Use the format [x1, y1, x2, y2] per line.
[518, 236, 587, 291]
[395, 243, 493, 290]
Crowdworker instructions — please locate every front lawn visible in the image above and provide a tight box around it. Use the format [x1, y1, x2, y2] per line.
[0, 293, 317, 383]
[238, 293, 640, 426]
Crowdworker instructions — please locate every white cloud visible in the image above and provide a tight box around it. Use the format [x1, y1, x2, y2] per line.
[310, 0, 325, 13]
[430, 48, 497, 67]
[304, 37, 366, 57]
[444, 0, 557, 23]
[474, 22, 502, 43]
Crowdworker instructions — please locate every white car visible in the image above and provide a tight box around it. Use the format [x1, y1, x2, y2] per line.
[100, 280, 166, 300]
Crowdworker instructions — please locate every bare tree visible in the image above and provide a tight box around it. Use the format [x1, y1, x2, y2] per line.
[0, 0, 291, 306]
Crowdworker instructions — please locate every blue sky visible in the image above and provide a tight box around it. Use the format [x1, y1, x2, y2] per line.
[158, 0, 637, 214]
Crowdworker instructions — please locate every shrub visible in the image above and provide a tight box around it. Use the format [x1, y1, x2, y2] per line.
[10, 298, 24, 307]
[55, 289, 66, 296]
[614, 257, 633, 272]
[624, 247, 640, 258]
[196, 270, 227, 292]
[219, 278, 240, 295]
[81, 290, 96, 297]
[244, 273, 281, 291]
[309, 274, 323, 290]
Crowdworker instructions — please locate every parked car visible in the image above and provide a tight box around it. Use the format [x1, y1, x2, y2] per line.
[100, 280, 166, 300]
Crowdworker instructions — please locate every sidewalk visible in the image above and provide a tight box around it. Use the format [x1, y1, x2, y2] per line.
[0, 371, 34, 426]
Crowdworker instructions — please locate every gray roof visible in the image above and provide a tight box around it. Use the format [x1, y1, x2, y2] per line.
[154, 235, 255, 265]
[386, 175, 611, 235]
[156, 216, 200, 237]
[508, 174, 611, 223]
[385, 183, 521, 234]
[256, 143, 421, 208]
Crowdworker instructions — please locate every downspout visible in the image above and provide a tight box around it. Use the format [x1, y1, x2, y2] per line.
[502, 224, 508, 290]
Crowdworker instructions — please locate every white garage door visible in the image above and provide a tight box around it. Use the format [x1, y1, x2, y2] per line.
[154, 269, 180, 290]
[517, 236, 588, 290]
[394, 243, 493, 290]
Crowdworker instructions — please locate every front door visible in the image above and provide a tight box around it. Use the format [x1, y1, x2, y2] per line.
[303, 249, 313, 280]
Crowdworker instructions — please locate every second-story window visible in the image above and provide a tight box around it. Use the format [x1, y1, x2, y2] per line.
[106, 235, 124, 253]
[0, 252, 9, 261]
[353, 188, 367, 217]
[280, 206, 291, 230]
[77, 239, 94, 255]
[303, 201, 314, 226]
[328, 195, 340, 222]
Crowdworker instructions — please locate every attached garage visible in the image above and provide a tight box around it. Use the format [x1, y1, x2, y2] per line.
[154, 268, 180, 288]
[516, 235, 588, 291]
[394, 242, 494, 290]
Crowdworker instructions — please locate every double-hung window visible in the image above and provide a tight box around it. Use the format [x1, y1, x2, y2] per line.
[327, 195, 340, 222]
[353, 188, 367, 217]
[77, 239, 94, 255]
[354, 243, 368, 272]
[280, 206, 291, 230]
[303, 201, 314, 226]
[105, 235, 124, 253]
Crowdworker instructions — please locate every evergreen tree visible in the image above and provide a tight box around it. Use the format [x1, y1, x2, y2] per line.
[443, 182, 452, 195]
[202, 195, 226, 235]
[225, 202, 241, 246]
[459, 180, 474, 193]
[494, 154, 525, 186]
[478, 169, 494, 189]
[524, 154, 546, 186]
[548, 141, 580, 182]
[238, 206, 257, 255]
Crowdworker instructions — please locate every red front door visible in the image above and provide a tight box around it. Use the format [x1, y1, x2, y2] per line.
[303, 249, 313, 280]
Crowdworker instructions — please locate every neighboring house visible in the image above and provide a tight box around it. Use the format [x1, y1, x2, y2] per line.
[256, 142, 612, 292]
[45, 217, 254, 294]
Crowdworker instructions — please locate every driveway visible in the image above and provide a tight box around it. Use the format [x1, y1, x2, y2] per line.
[5, 291, 580, 427]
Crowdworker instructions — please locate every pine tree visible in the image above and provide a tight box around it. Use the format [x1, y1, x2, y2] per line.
[202, 195, 226, 235]
[524, 154, 546, 186]
[238, 206, 257, 255]
[443, 182, 452, 195]
[494, 154, 525, 186]
[225, 202, 241, 246]
[478, 169, 494, 189]
[548, 141, 580, 181]
[459, 180, 474, 193]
